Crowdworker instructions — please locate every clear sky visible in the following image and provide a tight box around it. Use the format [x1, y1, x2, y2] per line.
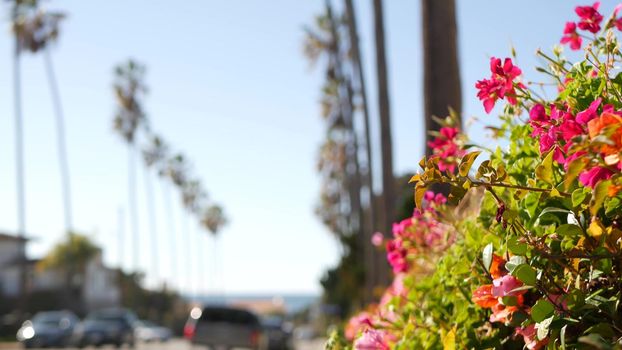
[0, 0, 602, 295]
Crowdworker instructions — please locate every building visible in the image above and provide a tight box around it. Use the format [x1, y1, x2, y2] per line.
[0, 232, 120, 312]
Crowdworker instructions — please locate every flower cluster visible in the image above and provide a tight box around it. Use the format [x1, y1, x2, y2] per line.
[329, 3, 622, 349]
[345, 275, 407, 348]
[386, 191, 453, 273]
[471, 254, 548, 349]
[475, 57, 524, 113]
[528, 99, 622, 188]
[427, 126, 464, 173]
[559, 2, 622, 50]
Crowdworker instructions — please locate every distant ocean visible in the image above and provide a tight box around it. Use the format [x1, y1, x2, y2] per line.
[190, 294, 320, 314]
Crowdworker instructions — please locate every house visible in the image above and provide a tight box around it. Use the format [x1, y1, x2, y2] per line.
[0, 233, 29, 297]
[0, 232, 120, 312]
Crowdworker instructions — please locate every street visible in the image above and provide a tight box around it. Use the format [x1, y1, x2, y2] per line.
[0, 338, 326, 350]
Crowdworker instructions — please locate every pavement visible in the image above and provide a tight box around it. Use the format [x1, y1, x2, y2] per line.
[0, 338, 326, 350]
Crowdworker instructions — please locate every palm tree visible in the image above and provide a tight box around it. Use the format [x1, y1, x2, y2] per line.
[421, 0, 462, 154]
[112, 59, 147, 273]
[44, 43, 74, 233]
[142, 134, 170, 289]
[372, 0, 393, 285]
[344, 0, 379, 302]
[11, 0, 28, 309]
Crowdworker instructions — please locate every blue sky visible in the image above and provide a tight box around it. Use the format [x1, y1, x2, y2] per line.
[0, 0, 604, 295]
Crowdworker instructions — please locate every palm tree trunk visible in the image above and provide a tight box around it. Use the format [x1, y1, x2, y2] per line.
[117, 207, 126, 270]
[43, 46, 74, 234]
[422, 0, 462, 155]
[127, 146, 140, 273]
[161, 181, 179, 290]
[373, 0, 393, 285]
[13, 5, 28, 311]
[344, 0, 378, 302]
[142, 165, 159, 289]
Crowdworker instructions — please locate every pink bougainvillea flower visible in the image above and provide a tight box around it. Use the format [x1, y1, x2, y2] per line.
[345, 311, 374, 341]
[515, 324, 549, 350]
[354, 329, 391, 350]
[560, 22, 582, 50]
[476, 57, 523, 113]
[613, 4, 622, 30]
[371, 232, 384, 247]
[575, 2, 603, 33]
[492, 275, 525, 297]
[576, 98, 601, 124]
[386, 240, 409, 273]
[427, 127, 465, 173]
[579, 165, 614, 188]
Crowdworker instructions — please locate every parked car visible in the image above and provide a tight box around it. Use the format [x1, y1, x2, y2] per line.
[16, 310, 79, 348]
[261, 315, 293, 350]
[134, 320, 172, 342]
[184, 306, 267, 350]
[70, 308, 137, 348]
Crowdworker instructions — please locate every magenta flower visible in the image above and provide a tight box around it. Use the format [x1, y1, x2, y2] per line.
[560, 22, 582, 50]
[371, 232, 384, 247]
[354, 329, 391, 350]
[576, 98, 601, 124]
[515, 324, 548, 350]
[492, 275, 525, 297]
[575, 2, 603, 33]
[386, 240, 409, 273]
[579, 166, 613, 188]
[476, 57, 523, 113]
[613, 4, 622, 30]
[427, 127, 464, 173]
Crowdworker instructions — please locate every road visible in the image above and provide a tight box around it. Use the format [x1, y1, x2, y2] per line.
[0, 338, 326, 350]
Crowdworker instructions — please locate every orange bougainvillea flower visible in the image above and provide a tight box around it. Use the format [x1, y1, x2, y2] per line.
[472, 284, 497, 308]
[609, 183, 622, 197]
[489, 254, 506, 279]
[587, 112, 622, 157]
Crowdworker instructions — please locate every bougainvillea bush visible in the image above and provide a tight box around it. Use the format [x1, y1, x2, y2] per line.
[327, 3, 622, 349]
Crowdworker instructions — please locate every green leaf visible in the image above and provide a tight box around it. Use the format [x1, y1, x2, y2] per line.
[561, 325, 567, 350]
[512, 264, 537, 286]
[501, 295, 518, 306]
[535, 149, 554, 185]
[572, 187, 588, 207]
[578, 334, 612, 349]
[531, 299, 555, 322]
[536, 316, 553, 341]
[585, 323, 615, 339]
[557, 224, 582, 237]
[590, 180, 611, 216]
[459, 151, 482, 177]
[507, 237, 528, 255]
[564, 157, 587, 190]
[505, 255, 526, 273]
[482, 243, 493, 271]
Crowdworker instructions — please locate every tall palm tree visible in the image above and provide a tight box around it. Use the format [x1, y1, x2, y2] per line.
[113, 60, 147, 273]
[44, 44, 73, 233]
[11, 0, 28, 308]
[421, 0, 462, 154]
[372, 0, 393, 285]
[344, 0, 379, 302]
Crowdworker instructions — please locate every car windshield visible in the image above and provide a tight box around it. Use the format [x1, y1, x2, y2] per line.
[32, 312, 63, 326]
[139, 320, 157, 328]
[199, 307, 258, 325]
[262, 315, 283, 328]
[87, 311, 126, 323]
